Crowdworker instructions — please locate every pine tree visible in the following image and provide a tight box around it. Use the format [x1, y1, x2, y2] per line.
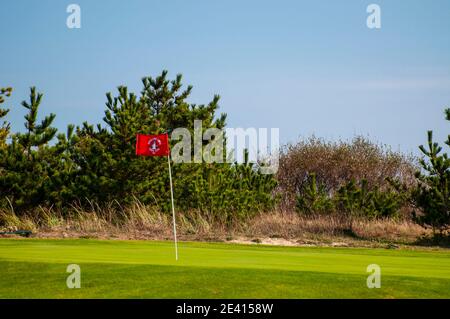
[0, 72, 277, 219]
[335, 179, 401, 219]
[17, 87, 57, 158]
[69, 70, 228, 206]
[296, 173, 333, 215]
[0, 87, 12, 150]
[412, 108, 450, 234]
[63, 70, 275, 218]
[0, 87, 58, 209]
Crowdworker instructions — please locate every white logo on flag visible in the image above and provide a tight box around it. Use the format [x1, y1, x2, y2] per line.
[149, 137, 161, 154]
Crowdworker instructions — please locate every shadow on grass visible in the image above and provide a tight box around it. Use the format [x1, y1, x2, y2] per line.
[341, 227, 361, 239]
[414, 233, 450, 248]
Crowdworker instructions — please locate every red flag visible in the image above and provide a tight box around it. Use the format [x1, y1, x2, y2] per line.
[135, 133, 170, 157]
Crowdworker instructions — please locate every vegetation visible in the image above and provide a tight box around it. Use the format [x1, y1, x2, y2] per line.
[296, 175, 404, 219]
[0, 71, 449, 242]
[411, 109, 450, 234]
[0, 87, 12, 150]
[1, 75, 449, 301]
[277, 136, 415, 211]
[295, 173, 334, 215]
[0, 71, 277, 222]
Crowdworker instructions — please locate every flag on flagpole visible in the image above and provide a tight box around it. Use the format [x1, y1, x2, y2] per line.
[136, 133, 170, 157]
[135, 132, 178, 260]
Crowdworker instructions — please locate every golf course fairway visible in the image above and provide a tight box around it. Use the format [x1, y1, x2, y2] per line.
[0, 239, 449, 298]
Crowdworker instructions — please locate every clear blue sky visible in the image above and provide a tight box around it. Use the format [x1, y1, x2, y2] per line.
[1, 0, 450, 155]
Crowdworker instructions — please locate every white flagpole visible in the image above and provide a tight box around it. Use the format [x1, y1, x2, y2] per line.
[167, 154, 178, 261]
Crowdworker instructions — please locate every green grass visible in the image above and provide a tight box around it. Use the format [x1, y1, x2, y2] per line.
[0, 239, 449, 298]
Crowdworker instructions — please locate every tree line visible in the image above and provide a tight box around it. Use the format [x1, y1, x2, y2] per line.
[0, 71, 449, 233]
[0, 71, 276, 224]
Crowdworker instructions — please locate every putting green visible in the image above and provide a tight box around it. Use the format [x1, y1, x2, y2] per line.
[0, 239, 449, 298]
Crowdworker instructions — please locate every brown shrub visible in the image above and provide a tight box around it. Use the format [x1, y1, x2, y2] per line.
[276, 136, 417, 210]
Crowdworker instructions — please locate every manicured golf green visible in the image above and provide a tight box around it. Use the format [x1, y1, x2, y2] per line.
[0, 239, 449, 298]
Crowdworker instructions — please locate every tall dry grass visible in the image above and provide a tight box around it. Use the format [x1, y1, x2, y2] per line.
[245, 212, 426, 243]
[0, 202, 427, 245]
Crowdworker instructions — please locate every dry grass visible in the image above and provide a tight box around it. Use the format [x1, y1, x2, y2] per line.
[0, 202, 430, 247]
[245, 212, 427, 244]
